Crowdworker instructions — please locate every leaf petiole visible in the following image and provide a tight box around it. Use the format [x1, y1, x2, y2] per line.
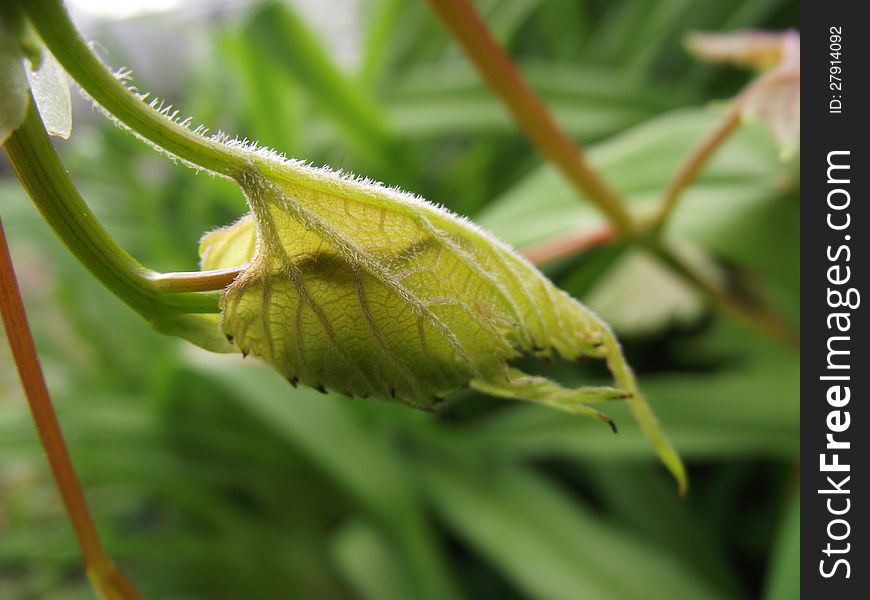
[650, 105, 743, 233]
[148, 266, 246, 293]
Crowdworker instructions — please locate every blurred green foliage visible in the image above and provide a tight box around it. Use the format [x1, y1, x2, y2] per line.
[1, 0, 798, 598]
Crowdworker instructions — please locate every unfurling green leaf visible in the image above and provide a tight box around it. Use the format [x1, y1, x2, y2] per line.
[199, 160, 686, 491]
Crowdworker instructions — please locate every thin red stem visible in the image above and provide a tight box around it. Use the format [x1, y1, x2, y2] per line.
[521, 225, 617, 265]
[426, 0, 634, 234]
[0, 216, 144, 599]
[652, 106, 742, 232]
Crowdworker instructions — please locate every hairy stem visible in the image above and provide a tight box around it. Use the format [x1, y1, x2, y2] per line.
[22, 0, 246, 177]
[651, 106, 742, 233]
[3, 99, 225, 316]
[0, 217, 145, 600]
[426, 0, 635, 234]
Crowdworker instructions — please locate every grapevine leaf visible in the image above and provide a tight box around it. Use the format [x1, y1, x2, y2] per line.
[199, 163, 686, 491]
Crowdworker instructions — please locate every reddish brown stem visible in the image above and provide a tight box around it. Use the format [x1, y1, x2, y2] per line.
[521, 225, 617, 265]
[0, 216, 145, 600]
[652, 106, 742, 232]
[426, 0, 634, 234]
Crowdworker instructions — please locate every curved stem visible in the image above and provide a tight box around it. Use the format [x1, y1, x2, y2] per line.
[22, 0, 245, 178]
[426, 0, 635, 234]
[0, 217, 145, 600]
[651, 106, 742, 233]
[3, 99, 222, 316]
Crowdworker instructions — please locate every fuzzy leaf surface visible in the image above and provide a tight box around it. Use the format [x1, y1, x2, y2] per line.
[200, 161, 685, 490]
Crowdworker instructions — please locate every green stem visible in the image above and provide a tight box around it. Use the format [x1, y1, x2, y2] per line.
[3, 99, 221, 316]
[21, 0, 246, 178]
[425, 0, 635, 234]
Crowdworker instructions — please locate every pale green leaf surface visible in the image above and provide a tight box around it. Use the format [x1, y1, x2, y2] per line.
[584, 242, 723, 336]
[198, 159, 685, 490]
[26, 49, 72, 139]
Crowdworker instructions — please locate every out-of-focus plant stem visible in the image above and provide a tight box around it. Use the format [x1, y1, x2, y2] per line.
[651, 106, 743, 233]
[521, 225, 618, 266]
[425, 0, 635, 235]
[0, 216, 145, 600]
[429, 0, 797, 350]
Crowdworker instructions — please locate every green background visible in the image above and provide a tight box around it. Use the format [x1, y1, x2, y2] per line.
[1, 1, 799, 598]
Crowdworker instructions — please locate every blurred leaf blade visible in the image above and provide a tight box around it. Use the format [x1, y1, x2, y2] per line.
[332, 519, 422, 600]
[192, 361, 462, 600]
[423, 460, 728, 600]
[242, 2, 399, 171]
[762, 493, 799, 600]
